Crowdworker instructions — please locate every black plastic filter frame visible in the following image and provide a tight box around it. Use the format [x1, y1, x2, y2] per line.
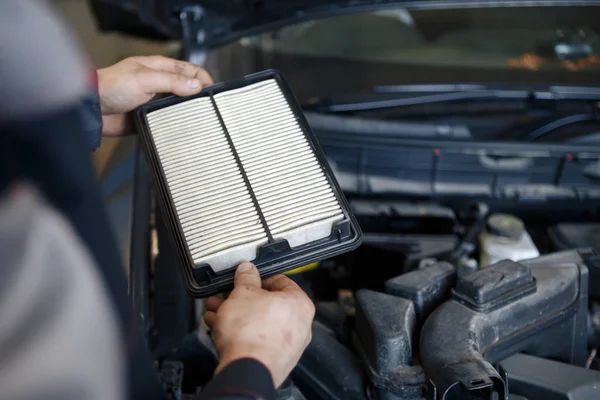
[134, 69, 362, 297]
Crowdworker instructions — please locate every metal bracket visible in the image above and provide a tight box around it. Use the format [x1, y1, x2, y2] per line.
[180, 6, 207, 67]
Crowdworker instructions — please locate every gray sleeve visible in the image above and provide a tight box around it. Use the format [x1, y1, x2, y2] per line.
[0, 184, 125, 400]
[0, 0, 89, 123]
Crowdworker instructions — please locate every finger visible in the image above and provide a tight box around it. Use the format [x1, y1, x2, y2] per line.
[191, 66, 213, 87]
[204, 311, 217, 329]
[262, 274, 302, 292]
[133, 56, 214, 86]
[137, 68, 204, 96]
[205, 296, 224, 312]
[233, 262, 262, 293]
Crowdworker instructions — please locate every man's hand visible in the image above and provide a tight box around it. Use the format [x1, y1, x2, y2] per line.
[97, 56, 214, 136]
[204, 262, 315, 388]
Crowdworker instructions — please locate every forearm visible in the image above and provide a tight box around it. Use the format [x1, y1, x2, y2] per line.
[78, 69, 103, 150]
[197, 358, 276, 400]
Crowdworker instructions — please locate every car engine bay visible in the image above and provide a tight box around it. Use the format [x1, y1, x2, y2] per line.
[289, 200, 600, 400]
[136, 137, 600, 399]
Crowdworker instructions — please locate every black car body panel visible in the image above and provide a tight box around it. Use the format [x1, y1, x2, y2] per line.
[90, 0, 600, 49]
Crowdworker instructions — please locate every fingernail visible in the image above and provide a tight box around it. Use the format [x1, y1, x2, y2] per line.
[237, 262, 254, 272]
[187, 78, 202, 89]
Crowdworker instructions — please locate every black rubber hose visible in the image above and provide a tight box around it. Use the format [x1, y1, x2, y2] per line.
[449, 202, 488, 262]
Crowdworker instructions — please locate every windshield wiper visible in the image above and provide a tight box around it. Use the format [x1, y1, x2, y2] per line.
[305, 84, 600, 113]
[525, 113, 600, 140]
[304, 111, 472, 140]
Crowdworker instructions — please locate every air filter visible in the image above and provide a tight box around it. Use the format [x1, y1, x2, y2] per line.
[135, 70, 361, 297]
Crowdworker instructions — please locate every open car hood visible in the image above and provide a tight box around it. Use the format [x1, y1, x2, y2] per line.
[89, 0, 429, 48]
[89, 0, 586, 52]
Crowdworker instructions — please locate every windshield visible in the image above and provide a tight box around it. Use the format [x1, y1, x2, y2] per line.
[210, 6, 600, 104]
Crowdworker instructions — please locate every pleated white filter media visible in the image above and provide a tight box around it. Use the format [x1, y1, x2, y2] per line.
[214, 80, 344, 246]
[146, 98, 268, 271]
[145, 79, 343, 272]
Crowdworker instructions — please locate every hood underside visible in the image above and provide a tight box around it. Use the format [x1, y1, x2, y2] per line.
[89, 0, 599, 51]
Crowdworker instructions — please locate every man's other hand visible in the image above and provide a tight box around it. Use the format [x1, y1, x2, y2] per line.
[204, 262, 315, 388]
[97, 56, 213, 136]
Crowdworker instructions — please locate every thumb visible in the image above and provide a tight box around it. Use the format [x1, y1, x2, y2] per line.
[137, 68, 203, 97]
[233, 262, 261, 292]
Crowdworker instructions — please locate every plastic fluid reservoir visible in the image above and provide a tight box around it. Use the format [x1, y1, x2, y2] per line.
[479, 213, 539, 267]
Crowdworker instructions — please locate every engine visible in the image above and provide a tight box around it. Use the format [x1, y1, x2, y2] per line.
[283, 200, 600, 400]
